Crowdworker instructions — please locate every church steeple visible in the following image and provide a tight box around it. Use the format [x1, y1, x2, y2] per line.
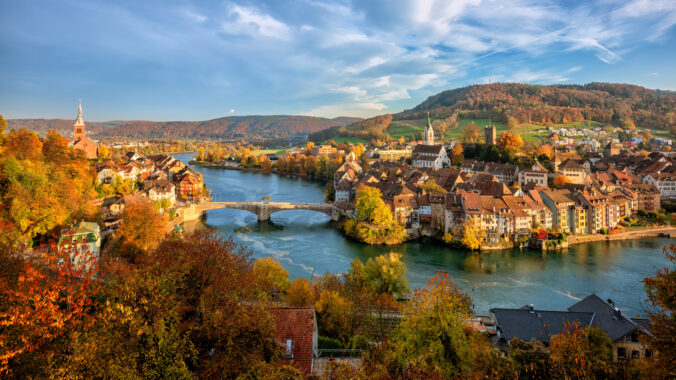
[423, 111, 434, 145]
[73, 102, 85, 141]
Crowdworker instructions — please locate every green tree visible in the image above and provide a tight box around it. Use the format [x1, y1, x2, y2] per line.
[364, 252, 409, 297]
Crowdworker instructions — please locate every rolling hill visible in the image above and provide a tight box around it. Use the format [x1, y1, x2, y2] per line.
[310, 82, 676, 143]
[8, 115, 362, 141]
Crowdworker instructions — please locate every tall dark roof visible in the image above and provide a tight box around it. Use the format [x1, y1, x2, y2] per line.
[567, 294, 648, 341]
[491, 307, 595, 343]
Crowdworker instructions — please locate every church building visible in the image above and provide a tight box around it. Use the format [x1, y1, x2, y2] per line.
[71, 103, 99, 159]
[411, 113, 450, 169]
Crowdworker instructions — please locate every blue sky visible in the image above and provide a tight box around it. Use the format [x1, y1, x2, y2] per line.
[1, 0, 675, 121]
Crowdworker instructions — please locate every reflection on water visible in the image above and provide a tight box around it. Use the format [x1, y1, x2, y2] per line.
[173, 153, 673, 314]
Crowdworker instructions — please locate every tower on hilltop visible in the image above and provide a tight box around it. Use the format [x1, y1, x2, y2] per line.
[423, 112, 435, 145]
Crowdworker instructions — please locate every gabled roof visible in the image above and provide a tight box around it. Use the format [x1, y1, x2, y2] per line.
[491, 307, 595, 343]
[412, 144, 444, 155]
[270, 307, 316, 375]
[567, 294, 649, 342]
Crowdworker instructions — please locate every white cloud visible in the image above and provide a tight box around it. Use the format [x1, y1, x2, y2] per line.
[229, 108, 235, 114]
[304, 102, 388, 118]
[223, 5, 290, 39]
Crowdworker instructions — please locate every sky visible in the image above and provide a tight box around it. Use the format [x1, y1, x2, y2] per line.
[1, 0, 676, 121]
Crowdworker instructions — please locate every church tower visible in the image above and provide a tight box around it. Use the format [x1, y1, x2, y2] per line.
[423, 112, 434, 145]
[73, 103, 85, 141]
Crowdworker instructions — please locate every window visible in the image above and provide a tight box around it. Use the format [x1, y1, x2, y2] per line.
[632, 350, 640, 359]
[617, 347, 626, 360]
[645, 350, 652, 358]
[285, 338, 293, 359]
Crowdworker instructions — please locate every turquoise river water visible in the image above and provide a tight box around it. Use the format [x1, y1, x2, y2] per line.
[174, 153, 673, 315]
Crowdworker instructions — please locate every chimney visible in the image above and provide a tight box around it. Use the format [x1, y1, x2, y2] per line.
[528, 304, 535, 313]
[613, 307, 622, 320]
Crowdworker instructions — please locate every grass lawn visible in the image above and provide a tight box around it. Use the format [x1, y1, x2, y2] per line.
[322, 137, 369, 145]
[252, 147, 291, 156]
[387, 122, 425, 139]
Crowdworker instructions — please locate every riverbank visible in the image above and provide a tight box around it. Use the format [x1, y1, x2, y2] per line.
[568, 227, 675, 245]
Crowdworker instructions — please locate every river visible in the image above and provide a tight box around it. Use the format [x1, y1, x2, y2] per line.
[173, 153, 673, 315]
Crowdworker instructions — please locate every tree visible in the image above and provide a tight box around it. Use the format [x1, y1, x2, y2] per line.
[496, 131, 524, 154]
[117, 199, 168, 260]
[422, 178, 447, 194]
[450, 142, 464, 165]
[549, 322, 614, 379]
[642, 244, 676, 378]
[315, 289, 358, 343]
[461, 217, 484, 250]
[98, 144, 110, 160]
[42, 130, 71, 162]
[286, 278, 316, 307]
[553, 175, 571, 188]
[5, 129, 43, 161]
[376, 271, 473, 378]
[354, 186, 385, 222]
[306, 141, 315, 154]
[506, 116, 519, 130]
[0, 240, 101, 377]
[461, 122, 481, 143]
[364, 252, 409, 297]
[536, 144, 554, 159]
[197, 146, 206, 161]
[254, 257, 290, 292]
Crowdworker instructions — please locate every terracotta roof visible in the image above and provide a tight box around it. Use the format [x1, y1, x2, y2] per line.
[270, 307, 316, 375]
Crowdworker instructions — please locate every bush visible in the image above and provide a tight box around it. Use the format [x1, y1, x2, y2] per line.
[318, 336, 343, 350]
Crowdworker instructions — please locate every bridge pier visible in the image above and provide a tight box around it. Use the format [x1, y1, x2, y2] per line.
[256, 204, 270, 222]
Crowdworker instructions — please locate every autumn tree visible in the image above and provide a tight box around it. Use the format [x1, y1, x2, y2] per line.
[641, 244, 676, 378]
[553, 175, 571, 188]
[422, 178, 447, 194]
[0, 241, 101, 377]
[549, 322, 614, 379]
[536, 144, 554, 159]
[364, 252, 409, 298]
[375, 271, 473, 378]
[286, 278, 316, 307]
[98, 144, 110, 159]
[116, 199, 168, 260]
[496, 131, 524, 154]
[450, 142, 464, 165]
[306, 141, 315, 154]
[461, 217, 484, 250]
[254, 257, 290, 292]
[69, 231, 284, 378]
[42, 129, 71, 162]
[5, 129, 43, 161]
[315, 289, 358, 343]
[461, 122, 481, 143]
[354, 185, 386, 222]
[506, 116, 519, 130]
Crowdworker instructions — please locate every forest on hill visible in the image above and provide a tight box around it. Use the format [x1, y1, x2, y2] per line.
[312, 83, 676, 143]
[8, 115, 361, 141]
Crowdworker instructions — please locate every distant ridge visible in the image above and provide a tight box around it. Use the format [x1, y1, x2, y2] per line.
[8, 115, 362, 140]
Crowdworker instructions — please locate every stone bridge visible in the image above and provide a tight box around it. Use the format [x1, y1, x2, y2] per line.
[188, 201, 337, 222]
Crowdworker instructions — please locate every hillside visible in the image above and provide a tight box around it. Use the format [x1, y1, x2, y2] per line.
[6, 119, 119, 137]
[8, 115, 362, 141]
[400, 82, 676, 129]
[311, 83, 676, 142]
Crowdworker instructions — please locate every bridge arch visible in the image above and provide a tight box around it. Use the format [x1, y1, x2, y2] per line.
[195, 201, 336, 222]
